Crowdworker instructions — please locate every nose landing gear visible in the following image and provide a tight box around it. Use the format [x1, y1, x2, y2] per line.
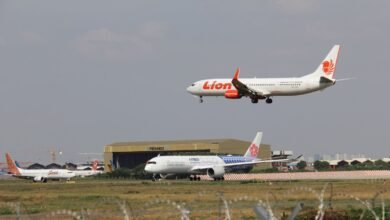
[199, 96, 203, 103]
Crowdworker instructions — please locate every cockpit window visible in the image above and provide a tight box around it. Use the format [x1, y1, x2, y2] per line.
[147, 161, 156, 164]
[191, 83, 195, 86]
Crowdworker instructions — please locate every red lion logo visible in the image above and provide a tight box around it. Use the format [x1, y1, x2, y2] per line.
[322, 60, 335, 75]
[249, 144, 258, 157]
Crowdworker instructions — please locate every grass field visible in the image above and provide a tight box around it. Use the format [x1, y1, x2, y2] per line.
[0, 177, 390, 219]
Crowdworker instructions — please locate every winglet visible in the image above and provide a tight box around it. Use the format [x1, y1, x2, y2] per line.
[233, 68, 240, 80]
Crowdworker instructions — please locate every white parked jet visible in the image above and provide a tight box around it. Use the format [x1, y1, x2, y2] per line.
[5, 153, 75, 182]
[144, 132, 299, 181]
[187, 45, 341, 104]
[73, 160, 103, 177]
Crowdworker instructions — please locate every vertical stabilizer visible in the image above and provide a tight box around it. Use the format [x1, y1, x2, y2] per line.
[303, 45, 340, 80]
[92, 160, 98, 171]
[244, 132, 262, 158]
[5, 153, 21, 175]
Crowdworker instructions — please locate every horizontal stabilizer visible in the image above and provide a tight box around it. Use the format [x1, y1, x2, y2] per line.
[320, 76, 335, 84]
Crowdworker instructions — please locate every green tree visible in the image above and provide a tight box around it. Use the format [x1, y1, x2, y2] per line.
[296, 160, 307, 170]
[314, 160, 330, 171]
[375, 159, 387, 166]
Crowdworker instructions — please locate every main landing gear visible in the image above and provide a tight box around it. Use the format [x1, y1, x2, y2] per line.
[189, 175, 201, 181]
[251, 96, 272, 104]
[265, 98, 273, 104]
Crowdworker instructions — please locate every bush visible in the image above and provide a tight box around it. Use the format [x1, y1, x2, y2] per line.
[99, 163, 152, 180]
[314, 161, 330, 171]
[296, 161, 307, 170]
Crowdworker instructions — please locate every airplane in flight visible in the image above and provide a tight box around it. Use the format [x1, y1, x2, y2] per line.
[72, 160, 103, 177]
[187, 45, 343, 104]
[5, 153, 75, 182]
[144, 132, 300, 181]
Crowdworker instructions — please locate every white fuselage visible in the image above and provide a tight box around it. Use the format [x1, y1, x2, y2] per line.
[73, 170, 103, 177]
[144, 155, 252, 175]
[187, 77, 333, 97]
[17, 169, 75, 180]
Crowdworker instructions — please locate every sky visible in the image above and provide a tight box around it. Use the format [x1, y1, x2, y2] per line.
[0, 1, 389, 163]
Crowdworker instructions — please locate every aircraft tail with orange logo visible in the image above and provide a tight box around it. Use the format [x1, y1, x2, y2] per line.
[243, 132, 262, 158]
[92, 160, 98, 171]
[303, 45, 340, 81]
[5, 153, 21, 175]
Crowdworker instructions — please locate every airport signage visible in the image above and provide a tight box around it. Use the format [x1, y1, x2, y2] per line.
[147, 146, 169, 151]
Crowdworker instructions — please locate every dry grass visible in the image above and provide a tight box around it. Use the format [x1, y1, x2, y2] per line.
[0, 178, 389, 219]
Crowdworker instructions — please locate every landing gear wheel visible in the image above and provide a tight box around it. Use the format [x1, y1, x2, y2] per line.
[189, 176, 194, 181]
[266, 98, 273, 104]
[251, 98, 258, 104]
[199, 96, 203, 103]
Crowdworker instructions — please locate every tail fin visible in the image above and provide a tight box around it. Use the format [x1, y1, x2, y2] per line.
[92, 160, 98, 171]
[303, 45, 340, 80]
[244, 132, 262, 158]
[5, 153, 21, 175]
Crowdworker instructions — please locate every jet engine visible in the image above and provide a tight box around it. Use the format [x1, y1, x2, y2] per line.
[33, 176, 46, 182]
[224, 90, 241, 99]
[207, 166, 225, 178]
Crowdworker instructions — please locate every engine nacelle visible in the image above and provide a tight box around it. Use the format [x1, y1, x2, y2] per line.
[33, 176, 43, 182]
[207, 166, 225, 178]
[224, 90, 241, 99]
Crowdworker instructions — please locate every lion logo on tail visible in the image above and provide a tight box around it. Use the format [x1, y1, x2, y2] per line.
[322, 59, 335, 75]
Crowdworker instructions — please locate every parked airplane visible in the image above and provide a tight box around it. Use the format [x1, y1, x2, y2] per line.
[144, 132, 300, 181]
[5, 153, 75, 182]
[187, 45, 342, 104]
[72, 160, 103, 177]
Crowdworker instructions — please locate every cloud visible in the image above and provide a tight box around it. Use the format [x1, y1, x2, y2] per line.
[19, 31, 44, 45]
[74, 23, 166, 62]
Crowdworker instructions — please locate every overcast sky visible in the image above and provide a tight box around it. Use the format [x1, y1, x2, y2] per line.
[0, 1, 389, 163]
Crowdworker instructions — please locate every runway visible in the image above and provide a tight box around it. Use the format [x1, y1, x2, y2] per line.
[200, 170, 390, 181]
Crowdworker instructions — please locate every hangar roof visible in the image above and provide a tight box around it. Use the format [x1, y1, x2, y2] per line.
[107, 138, 244, 147]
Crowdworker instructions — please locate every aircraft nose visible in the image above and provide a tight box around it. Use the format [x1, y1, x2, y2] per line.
[144, 165, 152, 173]
[187, 84, 198, 94]
[186, 86, 194, 94]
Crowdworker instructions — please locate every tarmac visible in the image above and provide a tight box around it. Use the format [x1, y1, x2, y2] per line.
[200, 170, 390, 181]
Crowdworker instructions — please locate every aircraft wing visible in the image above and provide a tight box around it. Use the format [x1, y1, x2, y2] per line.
[191, 155, 302, 171]
[231, 68, 270, 97]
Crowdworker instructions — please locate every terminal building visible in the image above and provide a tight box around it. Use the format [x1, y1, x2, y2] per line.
[104, 138, 272, 172]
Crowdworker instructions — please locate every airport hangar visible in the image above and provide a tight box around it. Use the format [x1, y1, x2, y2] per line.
[103, 138, 272, 172]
